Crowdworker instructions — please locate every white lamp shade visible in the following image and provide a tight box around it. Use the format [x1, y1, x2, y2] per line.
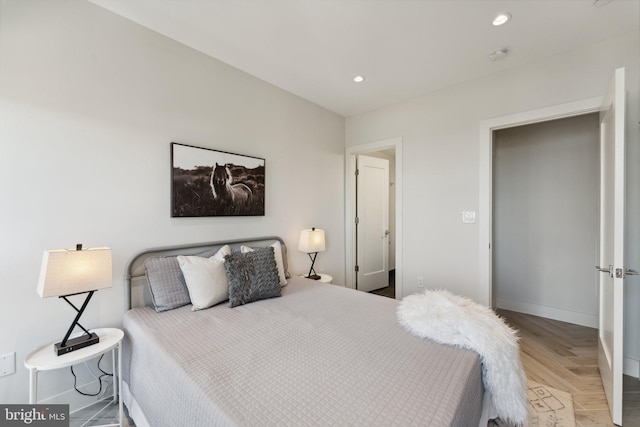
[298, 228, 326, 253]
[37, 247, 113, 298]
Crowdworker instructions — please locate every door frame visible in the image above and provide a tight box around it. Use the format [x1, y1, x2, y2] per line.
[478, 97, 603, 307]
[345, 137, 403, 299]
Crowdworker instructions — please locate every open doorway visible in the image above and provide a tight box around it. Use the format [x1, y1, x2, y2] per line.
[357, 151, 396, 298]
[345, 137, 403, 299]
[492, 113, 599, 327]
[478, 96, 602, 307]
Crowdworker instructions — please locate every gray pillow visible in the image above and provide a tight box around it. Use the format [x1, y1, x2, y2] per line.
[224, 247, 281, 308]
[144, 248, 222, 312]
[144, 256, 191, 312]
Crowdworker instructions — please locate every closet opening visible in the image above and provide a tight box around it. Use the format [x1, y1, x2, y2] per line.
[492, 113, 599, 327]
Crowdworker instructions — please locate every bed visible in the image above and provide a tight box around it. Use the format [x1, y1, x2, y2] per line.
[123, 237, 490, 427]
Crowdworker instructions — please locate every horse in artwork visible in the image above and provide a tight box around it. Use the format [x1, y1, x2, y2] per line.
[210, 163, 252, 212]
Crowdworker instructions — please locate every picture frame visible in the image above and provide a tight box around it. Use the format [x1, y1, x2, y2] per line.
[171, 142, 265, 217]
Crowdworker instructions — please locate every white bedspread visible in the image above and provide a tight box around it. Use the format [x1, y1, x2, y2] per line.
[397, 289, 528, 426]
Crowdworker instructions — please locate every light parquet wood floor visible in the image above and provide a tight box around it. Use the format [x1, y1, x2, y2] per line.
[498, 309, 640, 427]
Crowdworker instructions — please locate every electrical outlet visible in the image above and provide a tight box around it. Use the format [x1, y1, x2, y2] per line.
[417, 276, 425, 288]
[0, 352, 15, 377]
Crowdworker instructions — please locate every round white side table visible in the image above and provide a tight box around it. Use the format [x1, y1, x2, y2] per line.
[300, 273, 333, 284]
[24, 328, 124, 427]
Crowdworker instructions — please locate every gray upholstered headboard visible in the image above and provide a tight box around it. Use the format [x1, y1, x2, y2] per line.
[124, 236, 287, 309]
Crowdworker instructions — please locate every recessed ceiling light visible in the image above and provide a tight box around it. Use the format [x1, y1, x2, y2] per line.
[488, 49, 508, 61]
[353, 75, 365, 83]
[492, 13, 511, 26]
[593, 0, 613, 7]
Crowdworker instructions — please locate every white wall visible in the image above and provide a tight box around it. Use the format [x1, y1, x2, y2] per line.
[346, 32, 640, 368]
[0, 0, 344, 406]
[493, 114, 600, 327]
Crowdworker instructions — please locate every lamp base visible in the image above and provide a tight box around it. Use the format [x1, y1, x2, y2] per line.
[55, 332, 99, 356]
[305, 274, 321, 280]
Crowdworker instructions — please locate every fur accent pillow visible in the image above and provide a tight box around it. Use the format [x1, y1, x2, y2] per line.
[241, 241, 288, 286]
[224, 247, 281, 308]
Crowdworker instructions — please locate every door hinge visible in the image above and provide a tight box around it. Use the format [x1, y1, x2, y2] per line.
[355, 169, 359, 176]
[355, 265, 359, 272]
[355, 217, 359, 224]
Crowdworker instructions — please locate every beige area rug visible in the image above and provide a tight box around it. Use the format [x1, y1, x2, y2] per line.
[527, 381, 575, 427]
[490, 381, 576, 427]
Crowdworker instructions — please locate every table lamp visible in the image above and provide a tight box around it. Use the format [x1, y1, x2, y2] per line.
[298, 228, 326, 280]
[37, 244, 112, 356]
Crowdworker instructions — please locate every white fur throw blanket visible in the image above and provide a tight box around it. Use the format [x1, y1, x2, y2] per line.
[397, 289, 528, 426]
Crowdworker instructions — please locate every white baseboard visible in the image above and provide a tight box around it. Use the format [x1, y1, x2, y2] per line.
[496, 298, 598, 328]
[497, 298, 640, 378]
[624, 357, 640, 378]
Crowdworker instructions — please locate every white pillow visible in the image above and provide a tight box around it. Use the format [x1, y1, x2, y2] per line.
[177, 245, 232, 310]
[241, 241, 288, 286]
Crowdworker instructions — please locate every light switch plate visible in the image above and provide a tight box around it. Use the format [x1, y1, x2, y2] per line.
[462, 211, 476, 224]
[0, 352, 15, 377]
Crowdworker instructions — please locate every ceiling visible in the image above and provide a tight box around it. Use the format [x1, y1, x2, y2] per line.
[89, 0, 639, 117]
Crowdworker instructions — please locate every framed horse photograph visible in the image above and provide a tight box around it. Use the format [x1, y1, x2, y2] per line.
[171, 143, 265, 217]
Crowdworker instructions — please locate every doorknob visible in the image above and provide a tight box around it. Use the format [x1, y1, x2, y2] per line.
[384, 230, 390, 236]
[595, 265, 614, 278]
[615, 268, 639, 278]
[596, 265, 639, 278]
[621, 268, 639, 278]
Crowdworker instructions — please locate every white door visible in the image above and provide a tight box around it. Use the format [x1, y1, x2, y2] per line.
[597, 67, 626, 426]
[356, 155, 389, 292]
